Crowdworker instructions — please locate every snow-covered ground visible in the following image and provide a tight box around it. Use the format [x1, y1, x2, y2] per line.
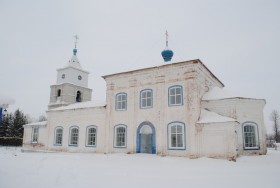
[0, 148, 279, 188]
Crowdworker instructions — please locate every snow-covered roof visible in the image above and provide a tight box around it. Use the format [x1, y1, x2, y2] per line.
[49, 100, 106, 111]
[56, 55, 89, 74]
[23, 121, 47, 128]
[0, 94, 15, 106]
[197, 109, 237, 124]
[66, 55, 82, 69]
[202, 87, 258, 101]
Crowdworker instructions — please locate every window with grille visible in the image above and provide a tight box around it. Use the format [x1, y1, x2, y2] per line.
[31, 127, 39, 143]
[114, 125, 126, 147]
[54, 127, 63, 145]
[69, 127, 79, 146]
[243, 122, 259, 149]
[168, 122, 185, 150]
[86, 126, 97, 146]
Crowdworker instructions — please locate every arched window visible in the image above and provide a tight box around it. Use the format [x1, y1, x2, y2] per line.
[54, 127, 63, 145]
[167, 122, 186, 150]
[140, 89, 153, 108]
[56, 89, 61, 102]
[115, 93, 127, 110]
[86, 126, 97, 147]
[243, 122, 259, 150]
[31, 127, 39, 143]
[76, 91, 82, 102]
[69, 126, 79, 146]
[114, 125, 127, 148]
[168, 85, 183, 106]
[57, 89, 61, 97]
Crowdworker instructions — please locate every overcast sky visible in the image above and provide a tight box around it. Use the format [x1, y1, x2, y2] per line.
[0, 0, 279, 133]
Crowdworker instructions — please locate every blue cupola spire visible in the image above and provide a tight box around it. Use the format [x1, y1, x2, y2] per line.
[161, 31, 174, 62]
[73, 35, 79, 56]
[73, 48, 77, 56]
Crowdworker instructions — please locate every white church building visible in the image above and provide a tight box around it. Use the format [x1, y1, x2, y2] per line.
[22, 39, 267, 160]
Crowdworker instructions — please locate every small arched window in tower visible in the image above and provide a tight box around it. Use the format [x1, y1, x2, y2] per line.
[56, 89, 61, 102]
[76, 91, 82, 102]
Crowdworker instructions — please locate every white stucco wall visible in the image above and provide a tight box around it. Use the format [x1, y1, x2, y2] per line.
[46, 106, 106, 153]
[201, 98, 267, 155]
[22, 123, 48, 150]
[196, 122, 238, 160]
[57, 67, 89, 88]
[103, 60, 223, 157]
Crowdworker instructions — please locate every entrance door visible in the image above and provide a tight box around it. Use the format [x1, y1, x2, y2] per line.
[140, 133, 152, 153]
[136, 122, 156, 154]
[139, 124, 153, 154]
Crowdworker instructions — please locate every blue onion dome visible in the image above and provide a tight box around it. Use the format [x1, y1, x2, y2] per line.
[73, 48, 77, 56]
[161, 48, 174, 62]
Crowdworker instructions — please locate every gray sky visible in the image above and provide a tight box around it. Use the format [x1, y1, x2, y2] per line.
[0, 0, 279, 133]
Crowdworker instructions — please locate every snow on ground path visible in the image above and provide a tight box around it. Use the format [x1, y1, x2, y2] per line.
[0, 147, 279, 188]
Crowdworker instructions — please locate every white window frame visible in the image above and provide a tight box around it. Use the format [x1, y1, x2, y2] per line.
[167, 122, 186, 150]
[114, 125, 127, 148]
[243, 122, 259, 150]
[69, 126, 79, 146]
[31, 127, 39, 144]
[168, 85, 183, 106]
[115, 93, 127, 110]
[86, 126, 97, 147]
[140, 89, 153, 109]
[54, 127, 63, 146]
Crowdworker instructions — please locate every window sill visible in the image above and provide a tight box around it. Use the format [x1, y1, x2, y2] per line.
[113, 146, 127, 149]
[244, 147, 260, 150]
[85, 145, 96, 147]
[168, 147, 186, 150]
[168, 104, 183, 107]
[68, 144, 78, 147]
[140, 106, 153, 109]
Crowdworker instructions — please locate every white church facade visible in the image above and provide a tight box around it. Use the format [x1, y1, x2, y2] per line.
[22, 43, 267, 160]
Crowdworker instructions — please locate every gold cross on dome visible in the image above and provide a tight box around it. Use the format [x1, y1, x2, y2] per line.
[165, 30, 169, 47]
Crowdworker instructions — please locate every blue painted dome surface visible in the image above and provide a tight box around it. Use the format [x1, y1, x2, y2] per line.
[161, 49, 174, 62]
[73, 48, 77, 56]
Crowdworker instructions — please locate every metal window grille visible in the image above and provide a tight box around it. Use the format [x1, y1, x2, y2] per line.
[116, 127, 126, 147]
[55, 128, 63, 145]
[87, 128, 96, 146]
[70, 128, 79, 145]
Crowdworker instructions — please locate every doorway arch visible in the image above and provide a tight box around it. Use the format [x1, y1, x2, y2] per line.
[136, 121, 156, 154]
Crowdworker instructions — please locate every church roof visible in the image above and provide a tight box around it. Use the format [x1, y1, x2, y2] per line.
[23, 121, 47, 128]
[56, 48, 89, 74]
[49, 100, 106, 111]
[202, 87, 264, 101]
[67, 55, 83, 69]
[102, 59, 224, 87]
[197, 109, 237, 124]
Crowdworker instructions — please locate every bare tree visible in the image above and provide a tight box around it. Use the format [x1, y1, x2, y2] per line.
[270, 110, 280, 142]
[38, 115, 47, 122]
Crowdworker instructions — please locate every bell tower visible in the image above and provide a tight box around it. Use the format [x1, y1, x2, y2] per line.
[48, 36, 92, 110]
